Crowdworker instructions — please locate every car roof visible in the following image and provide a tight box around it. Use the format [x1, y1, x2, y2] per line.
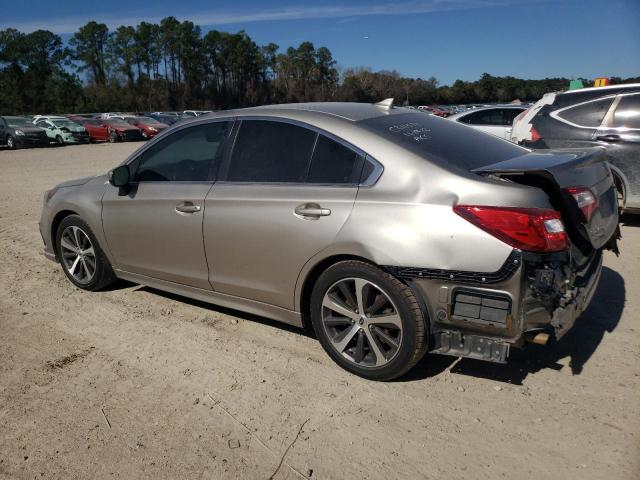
[222, 102, 412, 122]
[560, 83, 640, 96]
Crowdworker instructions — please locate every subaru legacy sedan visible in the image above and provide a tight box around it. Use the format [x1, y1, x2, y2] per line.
[39, 102, 619, 380]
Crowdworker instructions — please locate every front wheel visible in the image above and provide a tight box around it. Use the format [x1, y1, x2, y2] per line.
[55, 135, 65, 146]
[7, 135, 16, 149]
[310, 260, 428, 381]
[56, 215, 116, 291]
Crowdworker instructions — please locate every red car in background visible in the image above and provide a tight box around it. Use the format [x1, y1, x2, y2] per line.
[102, 118, 145, 142]
[418, 106, 449, 117]
[68, 117, 109, 142]
[122, 116, 169, 139]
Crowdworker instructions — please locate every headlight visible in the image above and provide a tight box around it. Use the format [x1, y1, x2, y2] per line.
[148, 126, 157, 132]
[61, 127, 70, 133]
[44, 187, 59, 204]
[15, 130, 25, 136]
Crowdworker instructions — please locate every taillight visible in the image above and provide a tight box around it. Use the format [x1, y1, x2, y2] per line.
[529, 125, 541, 142]
[454, 205, 569, 253]
[564, 187, 598, 222]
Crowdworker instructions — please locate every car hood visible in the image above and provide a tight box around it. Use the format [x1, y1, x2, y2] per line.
[55, 176, 96, 188]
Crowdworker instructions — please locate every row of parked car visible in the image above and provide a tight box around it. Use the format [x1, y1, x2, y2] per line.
[0, 110, 212, 149]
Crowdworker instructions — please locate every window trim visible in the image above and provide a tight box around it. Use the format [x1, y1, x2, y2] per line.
[126, 118, 235, 184]
[218, 115, 383, 187]
[550, 94, 617, 130]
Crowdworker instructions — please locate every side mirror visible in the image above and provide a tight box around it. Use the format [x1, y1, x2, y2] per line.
[108, 164, 131, 187]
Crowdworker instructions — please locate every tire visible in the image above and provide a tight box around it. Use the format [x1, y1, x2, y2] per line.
[6, 135, 16, 149]
[108, 130, 116, 143]
[310, 260, 428, 381]
[55, 135, 65, 146]
[55, 215, 116, 291]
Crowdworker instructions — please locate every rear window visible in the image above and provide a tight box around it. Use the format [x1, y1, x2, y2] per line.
[358, 112, 527, 171]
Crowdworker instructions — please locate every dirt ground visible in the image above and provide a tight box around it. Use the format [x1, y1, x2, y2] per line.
[0, 142, 638, 480]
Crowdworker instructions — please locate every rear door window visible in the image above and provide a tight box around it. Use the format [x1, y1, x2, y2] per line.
[612, 94, 640, 129]
[307, 135, 361, 184]
[135, 122, 231, 182]
[227, 120, 316, 183]
[556, 97, 614, 127]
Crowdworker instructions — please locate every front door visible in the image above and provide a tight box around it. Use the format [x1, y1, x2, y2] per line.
[102, 121, 232, 289]
[204, 119, 363, 309]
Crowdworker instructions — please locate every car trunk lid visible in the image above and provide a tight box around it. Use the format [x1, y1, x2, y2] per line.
[472, 148, 619, 252]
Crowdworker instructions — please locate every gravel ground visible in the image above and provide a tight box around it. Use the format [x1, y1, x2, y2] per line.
[0, 143, 638, 480]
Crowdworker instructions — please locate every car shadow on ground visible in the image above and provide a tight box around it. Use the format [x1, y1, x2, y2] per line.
[402, 266, 625, 385]
[125, 266, 624, 385]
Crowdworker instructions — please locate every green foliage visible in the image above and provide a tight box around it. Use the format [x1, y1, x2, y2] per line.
[1, 21, 638, 115]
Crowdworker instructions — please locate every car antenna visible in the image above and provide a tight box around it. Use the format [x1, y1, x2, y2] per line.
[375, 98, 394, 110]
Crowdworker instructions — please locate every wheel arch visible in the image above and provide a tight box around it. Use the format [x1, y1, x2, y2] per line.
[50, 209, 80, 258]
[297, 254, 376, 332]
[608, 163, 629, 210]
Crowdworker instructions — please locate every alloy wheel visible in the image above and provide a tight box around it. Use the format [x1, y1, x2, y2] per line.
[60, 226, 96, 284]
[321, 278, 403, 368]
[7, 136, 15, 149]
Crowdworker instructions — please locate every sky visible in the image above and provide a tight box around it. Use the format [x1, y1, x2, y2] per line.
[1, 0, 639, 85]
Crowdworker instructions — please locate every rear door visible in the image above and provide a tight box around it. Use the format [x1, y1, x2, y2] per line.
[595, 92, 640, 209]
[203, 119, 363, 310]
[102, 121, 232, 289]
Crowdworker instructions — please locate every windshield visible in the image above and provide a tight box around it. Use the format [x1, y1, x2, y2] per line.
[52, 119, 80, 128]
[358, 112, 528, 171]
[5, 117, 34, 128]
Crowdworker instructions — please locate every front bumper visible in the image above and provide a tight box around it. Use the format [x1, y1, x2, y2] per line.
[392, 248, 604, 363]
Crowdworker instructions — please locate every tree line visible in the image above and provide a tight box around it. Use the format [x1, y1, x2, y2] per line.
[1, 19, 638, 115]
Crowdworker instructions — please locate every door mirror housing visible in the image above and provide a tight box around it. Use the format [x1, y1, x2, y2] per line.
[108, 164, 131, 187]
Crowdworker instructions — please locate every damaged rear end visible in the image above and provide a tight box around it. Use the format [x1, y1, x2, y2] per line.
[474, 148, 619, 342]
[416, 148, 620, 362]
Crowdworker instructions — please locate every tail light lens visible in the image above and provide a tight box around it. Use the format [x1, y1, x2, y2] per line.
[529, 125, 541, 142]
[454, 205, 569, 252]
[564, 187, 598, 222]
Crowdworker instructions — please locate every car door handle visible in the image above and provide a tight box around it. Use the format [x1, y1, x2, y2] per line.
[175, 202, 201, 214]
[596, 134, 621, 143]
[295, 203, 331, 218]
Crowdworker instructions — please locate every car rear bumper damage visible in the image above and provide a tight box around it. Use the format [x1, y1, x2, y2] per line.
[386, 247, 605, 363]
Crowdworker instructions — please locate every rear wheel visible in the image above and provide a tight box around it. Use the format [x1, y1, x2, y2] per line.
[310, 260, 428, 380]
[56, 215, 116, 291]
